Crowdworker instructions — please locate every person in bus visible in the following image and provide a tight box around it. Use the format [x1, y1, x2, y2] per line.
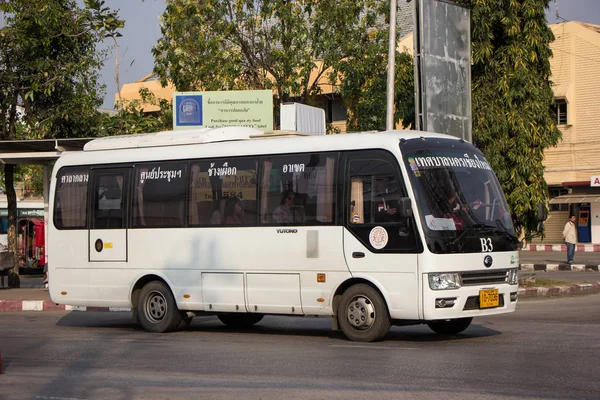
[443, 191, 467, 230]
[223, 197, 244, 225]
[272, 190, 295, 224]
[374, 178, 399, 223]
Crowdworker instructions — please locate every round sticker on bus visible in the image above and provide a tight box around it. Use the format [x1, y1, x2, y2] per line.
[369, 226, 388, 250]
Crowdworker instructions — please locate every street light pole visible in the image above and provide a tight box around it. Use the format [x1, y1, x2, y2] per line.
[386, 0, 397, 131]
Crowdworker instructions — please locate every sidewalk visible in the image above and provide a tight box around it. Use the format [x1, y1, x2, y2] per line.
[519, 248, 600, 271]
[522, 243, 600, 252]
[0, 288, 130, 312]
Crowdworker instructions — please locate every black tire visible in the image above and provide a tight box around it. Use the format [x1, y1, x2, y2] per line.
[426, 317, 473, 335]
[337, 284, 390, 342]
[218, 313, 264, 329]
[137, 281, 182, 333]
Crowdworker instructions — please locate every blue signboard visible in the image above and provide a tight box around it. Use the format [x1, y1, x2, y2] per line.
[175, 95, 203, 127]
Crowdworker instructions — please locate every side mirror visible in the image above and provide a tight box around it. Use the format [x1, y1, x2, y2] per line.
[398, 197, 413, 218]
[537, 203, 547, 222]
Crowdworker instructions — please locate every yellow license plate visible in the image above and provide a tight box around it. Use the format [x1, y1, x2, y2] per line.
[479, 289, 499, 308]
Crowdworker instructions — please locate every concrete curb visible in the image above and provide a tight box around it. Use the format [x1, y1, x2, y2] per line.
[520, 263, 600, 272]
[522, 244, 600, 252]
[518, 282, 600, 298]
[0, 300, 130, 312]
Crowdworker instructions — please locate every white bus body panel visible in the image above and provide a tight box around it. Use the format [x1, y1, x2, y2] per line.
[343, 229, 419, 320]
[88, 229, 127, 262]
[420, 251, 518, 320]
[51, 225, 350, 313]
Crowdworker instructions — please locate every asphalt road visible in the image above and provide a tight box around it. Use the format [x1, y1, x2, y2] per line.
[1, 294, 599, 400]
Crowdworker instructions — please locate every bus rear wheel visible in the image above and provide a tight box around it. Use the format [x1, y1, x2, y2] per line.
[218, 313, 264, 329]
[426, 317, 473, 335]
[137, 281, 182, 333]
[337, 284, 390, 342]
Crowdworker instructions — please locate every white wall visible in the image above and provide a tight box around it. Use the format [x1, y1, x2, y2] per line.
[591, 203, 600, 244]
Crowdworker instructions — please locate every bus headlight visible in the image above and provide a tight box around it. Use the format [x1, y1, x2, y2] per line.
[508, 269, 519, 285]
[428, 273, 461, 290]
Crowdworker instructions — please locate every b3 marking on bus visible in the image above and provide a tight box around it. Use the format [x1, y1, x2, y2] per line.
[480, 238, 493, 252]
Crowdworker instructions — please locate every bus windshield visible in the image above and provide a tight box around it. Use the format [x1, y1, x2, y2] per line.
[402, 139, 516, 254]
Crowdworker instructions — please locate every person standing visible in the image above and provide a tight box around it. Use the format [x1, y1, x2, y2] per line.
[562, 214, 577, 264]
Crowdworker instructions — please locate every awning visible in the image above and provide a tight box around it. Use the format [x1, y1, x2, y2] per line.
[0, 138, 92, 164]
[549, 194, 600, 204]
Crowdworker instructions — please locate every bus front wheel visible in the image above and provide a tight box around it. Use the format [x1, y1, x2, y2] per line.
[426, 317, 472, 335]
[337, 284, 390, 342]
[137, 281, 182, 333]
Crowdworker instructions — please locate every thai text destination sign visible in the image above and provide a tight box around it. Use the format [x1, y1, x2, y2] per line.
[173, 90, 273, 131]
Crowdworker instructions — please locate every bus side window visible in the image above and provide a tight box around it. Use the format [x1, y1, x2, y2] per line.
[133, 162, 187, 228]
[345, 152, 418, 252]
[54, 168, 89, 230]
[259, 153, 336, 225]
[188, 158, 258, 226]
[94, 174, 124, 230]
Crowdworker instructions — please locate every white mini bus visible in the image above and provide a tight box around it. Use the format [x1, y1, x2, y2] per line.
[49, 127, 519, 342]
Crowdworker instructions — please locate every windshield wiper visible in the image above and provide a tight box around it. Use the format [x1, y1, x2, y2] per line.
[448, 223, 491, 248]
[495, 219, 520, 245]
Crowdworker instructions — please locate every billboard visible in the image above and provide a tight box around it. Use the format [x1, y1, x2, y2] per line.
[173, 90, 273, 131]
[414, 0, 471, 141]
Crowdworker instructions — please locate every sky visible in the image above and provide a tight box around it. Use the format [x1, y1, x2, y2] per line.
[97, 0, 166, 109]
[98, 0, 600, 110]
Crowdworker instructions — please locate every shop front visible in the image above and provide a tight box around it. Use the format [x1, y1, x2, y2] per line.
[548, 177, 600, 244]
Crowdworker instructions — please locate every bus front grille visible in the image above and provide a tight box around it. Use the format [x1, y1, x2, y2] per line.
[461, 270, 508, 286]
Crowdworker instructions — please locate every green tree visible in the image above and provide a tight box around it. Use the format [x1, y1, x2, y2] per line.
[101, 88, 173, 135]
[349, 0, 558, 236]
[333, 47, 415, 132]
[455, 0, 560, 236]
[153, 0, 386, 125]
[0, 0, 123, 284]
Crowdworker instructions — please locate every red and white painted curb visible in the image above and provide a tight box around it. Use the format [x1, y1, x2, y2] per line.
[522, 244, 600, 252]
[0, 300, 130, 312]
[518, 282, 600, 298]
[520, 263, 600, 272]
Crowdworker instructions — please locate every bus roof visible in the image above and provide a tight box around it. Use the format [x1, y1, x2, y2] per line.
[82, 127, 462, 152]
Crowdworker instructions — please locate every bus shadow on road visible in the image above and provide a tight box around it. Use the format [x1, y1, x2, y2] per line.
[55, 313, 502, 342]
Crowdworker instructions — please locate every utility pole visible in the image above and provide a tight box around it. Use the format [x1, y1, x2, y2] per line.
[386, 0, 397, 131]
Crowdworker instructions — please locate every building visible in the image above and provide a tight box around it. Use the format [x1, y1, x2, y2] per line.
[542, 22, 600, 244]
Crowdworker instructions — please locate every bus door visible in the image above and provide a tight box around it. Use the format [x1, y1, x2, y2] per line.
[341, 150, 421, 320]
[89, 168, 130, 262]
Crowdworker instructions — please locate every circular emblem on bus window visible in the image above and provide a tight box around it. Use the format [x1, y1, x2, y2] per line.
[369, 226, 388, 250]
[95, 239, 104, 253]
[484, 255, 493, 268]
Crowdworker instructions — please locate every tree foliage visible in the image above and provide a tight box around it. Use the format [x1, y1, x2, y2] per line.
[153, 0, 387, 124]
[334, 47, 415, 132]
[345, 0, 559, 235]
[0, 0, 123, 281]
[101, 88, 173, 135]
[453, 0, 561, 236]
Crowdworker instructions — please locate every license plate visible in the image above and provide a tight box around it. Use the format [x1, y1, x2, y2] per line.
[479, 289, 499, 308]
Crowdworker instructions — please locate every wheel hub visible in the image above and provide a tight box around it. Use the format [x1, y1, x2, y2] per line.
[346, 295, 375, 330]
[145, 290, 167, 323]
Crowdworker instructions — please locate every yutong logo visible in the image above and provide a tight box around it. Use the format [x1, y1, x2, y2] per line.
[276, 229, 298, 234]
[483, 255, 493, 268]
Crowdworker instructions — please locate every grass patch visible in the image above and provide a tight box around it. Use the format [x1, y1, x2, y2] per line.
[519, 277, 570, 288]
